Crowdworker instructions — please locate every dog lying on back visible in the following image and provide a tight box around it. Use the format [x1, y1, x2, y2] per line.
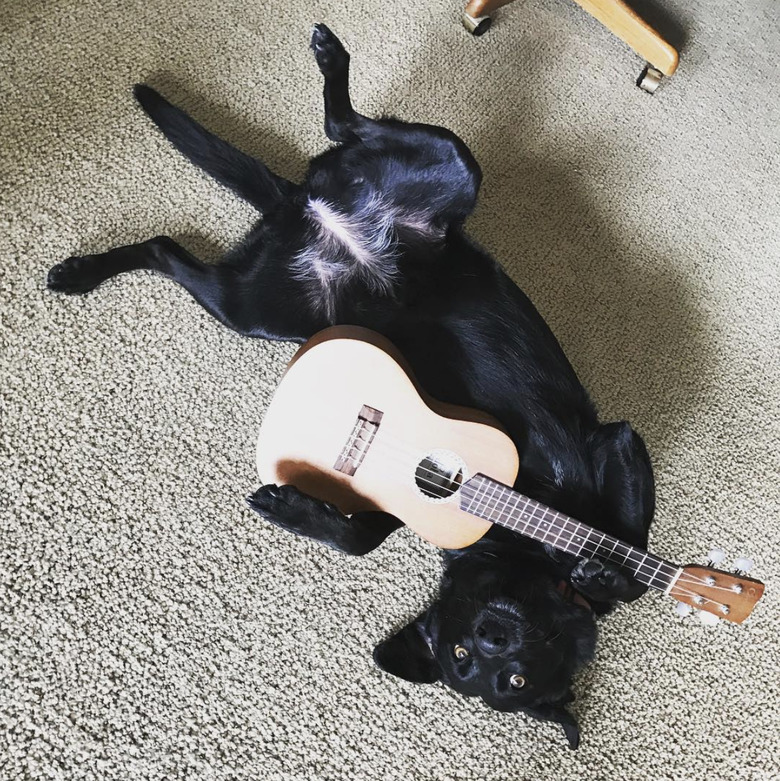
[48, 25, 654, 748]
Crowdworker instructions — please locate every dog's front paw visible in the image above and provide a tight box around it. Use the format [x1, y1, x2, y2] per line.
[47, 255, 103, 294]
[247, 484, 343, 538]
[570, 557, 646, 603]
[310, 23, 349, 76]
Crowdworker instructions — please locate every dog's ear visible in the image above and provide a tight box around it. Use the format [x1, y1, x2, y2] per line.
[590, 421, 655, 542]
[524, 701, 581, 750]
[373, 611, 441, 684]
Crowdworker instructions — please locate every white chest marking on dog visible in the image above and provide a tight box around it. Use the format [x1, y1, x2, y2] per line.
[307, 197, 392, 268]
[292, 194, 400, 320]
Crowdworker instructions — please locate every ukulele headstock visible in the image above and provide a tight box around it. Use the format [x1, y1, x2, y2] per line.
[670, 550, 764, 625]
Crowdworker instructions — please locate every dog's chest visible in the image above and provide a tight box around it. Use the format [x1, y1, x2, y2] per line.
[291, 193, 439, 319]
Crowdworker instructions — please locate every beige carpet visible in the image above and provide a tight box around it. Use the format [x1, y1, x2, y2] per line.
[2, 0, 779, 778]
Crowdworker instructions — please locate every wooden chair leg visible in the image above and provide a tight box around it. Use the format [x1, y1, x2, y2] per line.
[464, 0, 518, 16]
[461, 0, 678, 89]
[570, 0, 679, 75]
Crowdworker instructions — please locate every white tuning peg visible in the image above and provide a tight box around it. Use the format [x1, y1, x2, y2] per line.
[675, 602, 693, 618]
[697, 610, 721, 626]
[707, 548, 726, 566]
[733, 556, 754, 574]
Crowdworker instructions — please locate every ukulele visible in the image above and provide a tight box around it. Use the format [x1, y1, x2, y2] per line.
[256, 326, 765, 624]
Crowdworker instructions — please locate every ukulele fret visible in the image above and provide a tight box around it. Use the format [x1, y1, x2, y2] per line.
[333, 405, 383, 476]
[460, 473, 679, 592]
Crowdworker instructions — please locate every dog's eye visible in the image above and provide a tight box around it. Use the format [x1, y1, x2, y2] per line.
[509, 674, 526, 689]
[453, 644, 470, 660]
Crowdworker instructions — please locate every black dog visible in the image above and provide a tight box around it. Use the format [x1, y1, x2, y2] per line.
[47, 25, 654, 748]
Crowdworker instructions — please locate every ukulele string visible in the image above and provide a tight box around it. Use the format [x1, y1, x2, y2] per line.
[671, 577, 744, 592]
[351, 439, 683, 588]
[359, 436, 685, 585]
[315, 433, 721, 598]
[327, 433, 731, 593]
[664, 587, 728, 611]
[365, 436, 687, 582]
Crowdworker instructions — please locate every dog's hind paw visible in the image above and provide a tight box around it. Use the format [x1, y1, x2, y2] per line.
[47, 255, 103, 294]
[310, 23, 349, 76]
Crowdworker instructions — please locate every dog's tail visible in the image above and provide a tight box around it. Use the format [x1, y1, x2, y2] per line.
[133, 84, 293, 212]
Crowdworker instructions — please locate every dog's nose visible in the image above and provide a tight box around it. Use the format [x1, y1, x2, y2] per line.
[474, 619, 509, 655]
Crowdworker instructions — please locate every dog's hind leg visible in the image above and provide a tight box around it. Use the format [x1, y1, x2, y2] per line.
[247, 484, 403, 555]
[47, 235, 324, 340]
[134, 84, 298, 213]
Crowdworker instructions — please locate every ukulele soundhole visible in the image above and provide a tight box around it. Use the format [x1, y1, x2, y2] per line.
[415, 450, 466, 502]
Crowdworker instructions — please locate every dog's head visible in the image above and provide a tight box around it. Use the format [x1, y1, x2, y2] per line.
[373, 421, 656, 749]
[373, 553, 596, 749]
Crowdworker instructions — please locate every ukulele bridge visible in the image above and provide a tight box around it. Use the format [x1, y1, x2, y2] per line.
[334, 405, 383, 476]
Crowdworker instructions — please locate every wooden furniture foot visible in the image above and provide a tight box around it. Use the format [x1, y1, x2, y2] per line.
[571, 0, 678, 78]
[462, 0, 516, 35]
[461, 0, 679, 91]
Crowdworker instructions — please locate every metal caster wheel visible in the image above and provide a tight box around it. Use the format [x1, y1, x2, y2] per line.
[637, 65, 663, 94]
[462, 12, 492, 36]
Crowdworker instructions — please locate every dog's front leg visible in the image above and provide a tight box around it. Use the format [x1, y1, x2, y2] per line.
[569, 557, 647, 603]
[247, 484, 403, 555]
[47, 236, 324, 341]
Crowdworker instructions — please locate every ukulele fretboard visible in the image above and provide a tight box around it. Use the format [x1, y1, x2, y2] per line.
[459, 474, 680, 593]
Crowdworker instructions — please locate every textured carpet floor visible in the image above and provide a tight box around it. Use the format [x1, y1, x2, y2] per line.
[2, 0, 779, 778]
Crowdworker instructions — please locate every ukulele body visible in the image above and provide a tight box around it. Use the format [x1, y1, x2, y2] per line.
[256, 326, 519, 549]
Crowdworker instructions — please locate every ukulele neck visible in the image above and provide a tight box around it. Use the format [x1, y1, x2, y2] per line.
[459, 473, 681, 593]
